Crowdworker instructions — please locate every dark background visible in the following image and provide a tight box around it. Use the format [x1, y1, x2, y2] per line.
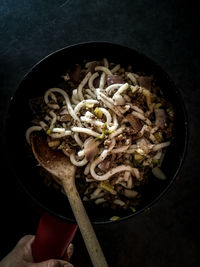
[0, 0, 200, 266]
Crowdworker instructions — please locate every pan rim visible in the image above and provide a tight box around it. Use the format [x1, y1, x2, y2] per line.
[6, 41, 189, 224]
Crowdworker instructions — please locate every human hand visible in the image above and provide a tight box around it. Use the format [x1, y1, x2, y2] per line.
[0, 235, 73, 267]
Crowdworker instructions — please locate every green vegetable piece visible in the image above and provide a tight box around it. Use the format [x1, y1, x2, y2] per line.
[154, 103, 162, 109]
[154, 132, 163, 142]
[130, 206, 136, 213]
[129, 85, 138, 93]
[85, 103, 94, 108]
[95, 123, 113, 140]
[133, 158, 140, 168]
[152, 158, 159, 166]
[46, 129, 51, 135]
[96, 133, 105, 140]
[110, 216, 120, 221]
[99, 181, 115, 194]
[103, 123, 107, 131]
[58, 144, 64, 150]
[134, 153, 144, 162]
[94, 107, 103, 119]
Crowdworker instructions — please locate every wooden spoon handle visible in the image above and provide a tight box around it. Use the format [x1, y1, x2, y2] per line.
[62, 182, 108, 267]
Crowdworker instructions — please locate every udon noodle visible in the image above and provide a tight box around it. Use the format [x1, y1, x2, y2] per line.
[26, 58, 174, 212]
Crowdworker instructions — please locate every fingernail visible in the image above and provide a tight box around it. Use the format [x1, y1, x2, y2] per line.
[67, 243, 74, 260]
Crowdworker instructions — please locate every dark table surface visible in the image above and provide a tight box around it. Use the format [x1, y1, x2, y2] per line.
[0, 1, 200, 266]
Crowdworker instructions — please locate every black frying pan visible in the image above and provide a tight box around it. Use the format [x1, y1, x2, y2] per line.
[6, 43, 188, 261]
[6, 42, 188, 224]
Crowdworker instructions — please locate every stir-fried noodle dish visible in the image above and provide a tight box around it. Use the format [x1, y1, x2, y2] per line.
[26, 58, 174, 214]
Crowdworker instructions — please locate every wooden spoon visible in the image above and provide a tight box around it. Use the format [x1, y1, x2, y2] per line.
[30, 133, 108, 267]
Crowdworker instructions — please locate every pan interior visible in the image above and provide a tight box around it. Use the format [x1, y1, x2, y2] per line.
[7, 42, 187, 223]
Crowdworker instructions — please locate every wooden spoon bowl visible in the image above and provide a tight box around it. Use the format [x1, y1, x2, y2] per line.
[30, 132, 108, 267]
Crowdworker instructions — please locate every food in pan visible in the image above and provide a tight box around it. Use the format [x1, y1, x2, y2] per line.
[26, 58, 174, 211]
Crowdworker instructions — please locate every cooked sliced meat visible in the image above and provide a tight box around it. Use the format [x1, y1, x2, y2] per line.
[125, 114, 142, 134]
[98, 158, 111, 172]
[59, 114, 71, 122]
[107, 75, 124, 86]
[155, 108, 166, 129]
[87, 61, 99, 73]
[138, 75, 153, 90]
[131, 92, 147, 111]
[93, 76, 100, 88]
[84, 138, 99, 161]
[69, 64, 81, 82]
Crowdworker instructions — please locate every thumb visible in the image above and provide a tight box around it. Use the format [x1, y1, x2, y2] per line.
[30, 259, 73, 267]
